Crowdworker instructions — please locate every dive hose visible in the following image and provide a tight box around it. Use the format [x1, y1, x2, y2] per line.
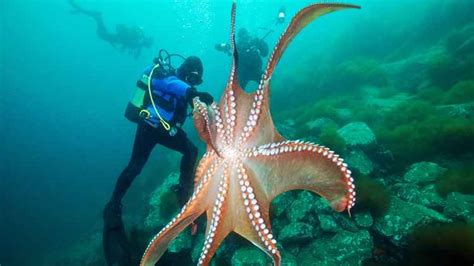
[148, 64, 171, 131]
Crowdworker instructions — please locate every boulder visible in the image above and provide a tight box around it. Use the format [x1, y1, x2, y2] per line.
[145, 173, 180, 229]
[318, 214, 339, 233]
[279, 222, 316, 243]
[313, 196, 333, 214]
[346, 149, 374, 176]
[280, 251, 298, 266]
[337, 122, 376, 148]
[443, 192, 474, 222]
[374, 196, 451, 247]
[287, 191, 316, 222]
[272, 192, 296, 217]
[354, 211, 373, 228]
[403, 162, 446, 184]
[305, 118, 337, 134]
[391, 182, 422, 203]
[169, 228, 192, 253]
[391, 183, 445, 210]
[231, 247, 270, 266]
[191, 233, 205, 263]
[277, 119, 297, 139]
[299, 230, 373, 266]
[419, 184, 446, 210]
[436, 102, 474, 118]
[335, 108, 353, 122]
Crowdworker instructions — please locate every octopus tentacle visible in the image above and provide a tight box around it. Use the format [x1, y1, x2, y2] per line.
[193, 150, 216, 189]
[140, 160, 220, 266]
[223, 1, 242, 95]
[262, 3, 360, 82]
[192, 99, 221, 156]
[234, 163, 281, 265]
[241, 4, 360, 145]
[245, 140, 355, 213]
[198, 163, 232, 265]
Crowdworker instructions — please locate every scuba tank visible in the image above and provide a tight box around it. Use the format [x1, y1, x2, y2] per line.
[124, 49, 185, 124]
[124, 73, 149, 123]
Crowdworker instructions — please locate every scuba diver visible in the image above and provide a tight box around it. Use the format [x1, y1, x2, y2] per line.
[215, 28, 269, 89]
[68, 0, 153, 57]
[276, 6, 286, 24]
[103, 50, 214, 266]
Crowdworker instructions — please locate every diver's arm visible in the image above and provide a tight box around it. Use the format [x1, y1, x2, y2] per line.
[258, 39, 269, 57]
[186, 87, 214, 106]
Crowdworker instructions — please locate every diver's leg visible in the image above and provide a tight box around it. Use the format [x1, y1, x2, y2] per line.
[103, 122, 156, 265]
[156, 128, 198, 205]
[110, 122, 156, 203]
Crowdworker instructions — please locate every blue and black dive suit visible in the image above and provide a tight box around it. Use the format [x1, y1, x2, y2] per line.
[111, 66, 198, 206]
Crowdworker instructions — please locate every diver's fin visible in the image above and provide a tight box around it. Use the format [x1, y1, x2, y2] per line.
[103, 201, 132, 266]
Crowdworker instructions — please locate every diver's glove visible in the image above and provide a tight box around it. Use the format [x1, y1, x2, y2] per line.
[187, 87, 214, 105]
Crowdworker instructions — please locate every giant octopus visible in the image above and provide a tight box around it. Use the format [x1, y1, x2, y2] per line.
[141, 2, 360, 266]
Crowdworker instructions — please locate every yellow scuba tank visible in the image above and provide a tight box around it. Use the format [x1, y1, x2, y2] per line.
[124, 72, 150, 123]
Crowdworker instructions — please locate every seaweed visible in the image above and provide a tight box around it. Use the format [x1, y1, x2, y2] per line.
[427, 54, 459, 89]
[374, 98, 474, 170]
[318, 125, 347, 154]
[407, 222, 474, 266]
[442, 80, 474, 104]
[436, 166, 474, 197]
[354, 175, 391, 217]
[323, 57, 388, 91]
[427, 52, 474, 89]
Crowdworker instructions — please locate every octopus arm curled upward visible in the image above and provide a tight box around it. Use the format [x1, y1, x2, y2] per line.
[141, 2, 360, 266]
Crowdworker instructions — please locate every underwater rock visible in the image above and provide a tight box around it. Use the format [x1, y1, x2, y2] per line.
[318, 214, 339, 233]
[191, 233, 205, 263]
[279, 222, 316, 243]
[419, 184, 446, 210]
[354, 211, 374, 228]
[287, 191, 316, 222]
[391, 182, 422, 203]
[276, 119, 297, 139]
[231, 246, 271, 266]
[391, 183, 446, 210]
[305, 118, 337, 135]
[346, 149, 374, 176]
[436, 101, 474, 118]
[337, 122, 376, 148]
[279, 250, 298, 266]
[445, 25, 474, 56]
[403, 162, 447, 184]
[334, 212, 360, 232]
[443, 192, 474, 222]
[381, 46, 443, 91]
[144, 173, 180, 229]
[271, 192, 296, 217]
[168, 228, 192, 253]
[313, 196, 333, 214]
[334, 108, 353, 122]
[374, 196, 451, 247]
[300, 230, 373, 266]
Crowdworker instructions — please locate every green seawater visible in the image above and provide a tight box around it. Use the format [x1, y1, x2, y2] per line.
[1, 0, 473, 265]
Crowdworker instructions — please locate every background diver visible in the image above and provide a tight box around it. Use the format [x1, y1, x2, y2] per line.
[68, 0, 153, 57]
[103, 50, 213, 265]
[215, 28, 269, 89]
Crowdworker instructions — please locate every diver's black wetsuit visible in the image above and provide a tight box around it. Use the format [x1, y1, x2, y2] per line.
[69, 0, 152, 57]
[238, 37, 269, 88]
[111, 120, 197, 205]
[215, 29, 269, 89]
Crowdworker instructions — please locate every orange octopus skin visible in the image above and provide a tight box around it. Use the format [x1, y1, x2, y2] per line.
[141, 2, 360, 266]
